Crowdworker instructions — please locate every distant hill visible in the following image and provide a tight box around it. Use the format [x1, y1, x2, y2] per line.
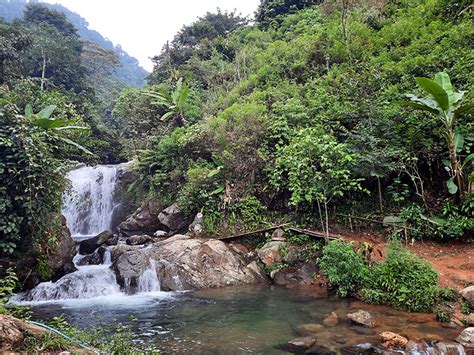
[0, 0, 148, 87]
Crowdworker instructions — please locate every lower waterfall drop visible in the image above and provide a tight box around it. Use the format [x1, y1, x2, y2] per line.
[137, 259, 161, 293]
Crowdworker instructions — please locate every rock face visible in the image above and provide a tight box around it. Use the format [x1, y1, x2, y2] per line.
[118, 199, 164, 237]
[45, 214, 76, 280]
[347, 310, 376, 328]
[257, 240, 285, 266]
[273, 262, 318, 287]
[379, 331, 408, 349]
[79, 230, 113, 255]
[158, 203, 187, 234]
[460, 286, 474, 307]
[112, 235, 268, 291]
[456, 327, 474, 348]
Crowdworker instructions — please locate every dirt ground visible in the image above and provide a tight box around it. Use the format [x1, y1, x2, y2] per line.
[331, 227, 474, 290]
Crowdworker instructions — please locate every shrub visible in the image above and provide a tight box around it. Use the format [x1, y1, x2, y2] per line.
[319, 239, 369, 297]
[361, 241, 441, 312]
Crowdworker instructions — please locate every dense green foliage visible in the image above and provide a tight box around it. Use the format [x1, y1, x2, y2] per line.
[126, 0, 473, 237]
[320, 240, 449, 312]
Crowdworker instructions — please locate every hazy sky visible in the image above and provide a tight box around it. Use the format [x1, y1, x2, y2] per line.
[42, 0, 260, 72]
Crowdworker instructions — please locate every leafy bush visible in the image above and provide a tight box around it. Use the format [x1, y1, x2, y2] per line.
[320, 240, 446, 312]
[319, 240, 369, 297]
[362, 241, 441, 312]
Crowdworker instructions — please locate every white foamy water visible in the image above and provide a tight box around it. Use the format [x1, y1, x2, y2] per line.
[62, 165, 121, 238]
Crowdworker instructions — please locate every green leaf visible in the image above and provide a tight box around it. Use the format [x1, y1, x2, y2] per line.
[455, 131, 464, 153]
[434, 72, 453, 96]
[415, 77, 449, 111]
[37, 105, 57, 119]
[446, 178, 458, 194]
[25, 104, 33, 117]
[59, 137, 95, 156]
[397, 100, 439, 114]
[209, 186, 224, 195]
[32, 118, 75, 129]
[462, 153, 474, 167]
[160, 111, 175, 121]
[441, 159, 451, 167]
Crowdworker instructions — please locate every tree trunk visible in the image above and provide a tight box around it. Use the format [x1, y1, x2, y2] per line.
[316, 199, 324, 233]
[40, 48, 46, 91]
[324, 201, 329, 244]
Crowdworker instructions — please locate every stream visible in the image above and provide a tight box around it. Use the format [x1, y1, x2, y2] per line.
[12, 165, 466, 354]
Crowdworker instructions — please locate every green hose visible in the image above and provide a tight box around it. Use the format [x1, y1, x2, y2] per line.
[27, 320, 100, 354]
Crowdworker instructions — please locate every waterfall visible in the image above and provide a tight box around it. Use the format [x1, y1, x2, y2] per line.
[62, 165, 122, 238]
[137, 259, 161, 293]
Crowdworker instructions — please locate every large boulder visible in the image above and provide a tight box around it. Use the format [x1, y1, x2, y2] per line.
[257, 240, 286, 266]
[379, 331, 408, 349]
[460, 286, 474, 307]
[79, 230, 113, 255]
[456, 327, 474, 348]
[44, 213, 76, 281]
[158, 203, 187, 234]
[118, 199, 164, 237]
[110, 162, 139, 232]
[112, 235, 268, 292]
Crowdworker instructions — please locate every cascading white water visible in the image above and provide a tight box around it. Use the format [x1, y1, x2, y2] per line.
[137, 259, 161, 293]
[62, 165, 121, 238]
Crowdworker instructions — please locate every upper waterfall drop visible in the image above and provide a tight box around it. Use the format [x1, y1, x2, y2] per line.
[62, 165, 122, 238]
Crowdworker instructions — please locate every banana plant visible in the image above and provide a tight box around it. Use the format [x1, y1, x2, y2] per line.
[25, 104, 94, 155]
[401, 72, 473, 197]
[144, 77, 190, 127]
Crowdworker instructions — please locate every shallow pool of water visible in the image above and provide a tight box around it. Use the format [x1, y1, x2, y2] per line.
[30, 285, 459, 354]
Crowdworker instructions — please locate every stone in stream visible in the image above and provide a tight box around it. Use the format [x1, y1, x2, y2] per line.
[295, 323, 324, 335]
[304, 344, 336, 354]
[460, 286, 474, 307]
[76, 251, 103, 266]
[281, 336, 317, 353]
[379, 331, 408, 349]
[350, 326, 376, 336]
[456, 327, 474, 348]
[79, 230, 113, 255]
[347, 310, 376, 328]
[112, 234, 268, 291]
[322, 312, 338, 327]
[153, 230, 168, 238]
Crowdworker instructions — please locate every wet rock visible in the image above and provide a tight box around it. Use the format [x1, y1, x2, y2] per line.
[79, 230, 113, 255]
[460, 286, 474, 307]
[347, 310, 376, 328]
[118, 199, 164, 237]
[76, 252, 103, 266]
[257, 240, 286, 266]
[188, 212, 204, 238]
[46, 214, 76, 280]
[272, 228, 286, 241]
[295, 323, 324, 335]
[112, 234, 268, 291]
[379, 331, 408, 349]
[126, 235, 153, 246]
[305, 345, 336, 354]
[340, 343, 375, 354]
[284, 337, 317, 353]
[456, 327, 474, 348]
[105, 235, 119, 246]
[350, 326, 376, 336]
[158, 203, 187, 234]
[434, 342, 467, 354]
[323, 312, 338, 327]
[110, 162, 139, 232]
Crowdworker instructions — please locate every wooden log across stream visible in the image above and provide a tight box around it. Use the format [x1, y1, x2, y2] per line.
[216, 223, 340, 243]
